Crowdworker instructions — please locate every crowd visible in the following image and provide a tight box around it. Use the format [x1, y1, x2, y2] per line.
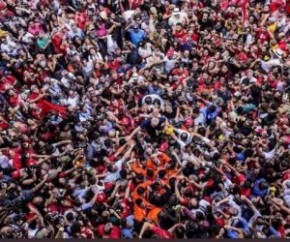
[0, 0, 290, 239]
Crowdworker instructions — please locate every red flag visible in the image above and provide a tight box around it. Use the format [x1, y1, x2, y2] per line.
[238, 0, 249, 25]
[269, 0, 285, 12]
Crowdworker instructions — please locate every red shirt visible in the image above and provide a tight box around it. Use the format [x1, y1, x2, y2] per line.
[182, 33, 199, 43]
[240, 187, 251, 197]
[51, 32, 64, 54]
[233, 174, 246, 184]
[120, 198, 132, 219]
[11, 148, 22, 170]
[0, 120, 9, 130]
[75, 11, 88, 30]
[129, 0, 143, 9]
[97, 225, 121, 239]
[151, 225, 171, 239]
[256, 29, 270, 44]
[0, 75, 17, 92]
[173, 29, 187, 39]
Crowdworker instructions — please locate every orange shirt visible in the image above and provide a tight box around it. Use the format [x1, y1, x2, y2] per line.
[147, 207, 162, 224]
[133, 206, 147, 222]
[131, 180, 152, 203]
[131, 162, 146, 176]
[146, 153, 172, 169]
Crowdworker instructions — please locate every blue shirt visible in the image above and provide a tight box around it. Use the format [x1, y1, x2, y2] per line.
[128, 29, 146, 46]
[227, 229, 239, 238]
[122, 215, 135, 238]
[253, 178, 268, 197]
[236, 152, 246, 161]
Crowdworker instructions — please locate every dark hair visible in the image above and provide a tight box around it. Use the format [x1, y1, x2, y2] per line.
[107, 165, 114, 172]
[175, 226, 185, 238]
[146, 169, 154, 178]
[207, 105, 217, 113]
[236, 106, 244, 115]
[66, 212, 74, 222]
[137, 187, 145, 195]
[135, 198, 143, 206]
[120, 170, 127, 178]
[158, 169, 166, 179]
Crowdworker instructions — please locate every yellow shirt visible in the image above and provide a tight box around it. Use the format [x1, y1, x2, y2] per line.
[0, 29, 8, 37]
[267, 23, 277, 34]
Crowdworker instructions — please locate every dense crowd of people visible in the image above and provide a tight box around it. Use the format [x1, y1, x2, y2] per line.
[0, 0, 290, 239]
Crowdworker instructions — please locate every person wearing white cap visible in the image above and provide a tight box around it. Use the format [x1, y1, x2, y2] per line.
[168, 7, 188, 26]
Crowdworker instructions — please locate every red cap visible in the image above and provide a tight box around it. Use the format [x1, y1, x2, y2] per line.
[120, 117, 130, 126]
[159, 142, 169, 152]
[97, 193, 106, 203]
[239, 52, 248, 61]
[11, 170, 20, 180]
[184, 118, 193, 127]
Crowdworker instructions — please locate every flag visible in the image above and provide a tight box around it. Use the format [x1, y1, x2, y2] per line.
[238, 0, 249, 25]
[269, 0, 285, 12]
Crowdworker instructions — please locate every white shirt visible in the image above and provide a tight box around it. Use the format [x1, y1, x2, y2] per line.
[0, 155, 10, 169]
[67, 95, 79, 108]
[168, 13, 187, 26]
[138, 43, 153, 58]
[263, 149, 275, 160]
[21, 32, 34, 44]
[164, 56, 178, 73]
[61, 73, 76, 89]
[123, 10, 135, 21]
[191, 199, 210, 217]
[104, 158, 125, 183]
[228, 195, 242, 217]
[142, 94, 165, 108]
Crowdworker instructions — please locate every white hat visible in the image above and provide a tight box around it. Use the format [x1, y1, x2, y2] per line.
[173, 8, 180, 13]
[269, 17, 276, 23]
[100, 12, 107, 20]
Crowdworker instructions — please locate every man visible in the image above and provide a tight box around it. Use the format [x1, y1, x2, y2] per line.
[130, 117, 166, 139]
[126, 25, 147, 46]
[168, 8, 187, 26]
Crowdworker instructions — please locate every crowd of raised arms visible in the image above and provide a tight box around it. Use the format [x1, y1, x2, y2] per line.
[0, 0, 289, 239]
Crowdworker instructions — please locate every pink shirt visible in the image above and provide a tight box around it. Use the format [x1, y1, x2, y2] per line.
[96, 24, 107, 37]
[28, 22, 45, 35]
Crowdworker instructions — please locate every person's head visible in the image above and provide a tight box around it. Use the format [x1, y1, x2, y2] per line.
[180, 132, 188, 142]
[259, 181, 269, 190]
[151, 117, 160, 127]
[135, 198, 145, 208]
[207, 105, 217, 114]
[136, 186, 145, 196]
[173, 8, 180, 17]
[32, 196, 44, 205]
[104, 222, 113, 234]
[107, 164, 117, 173]
[176, 23, 183, 31]
[146, 168, 155, 179]
[190, 198, 198, 208]
[228, 207, 239, 217]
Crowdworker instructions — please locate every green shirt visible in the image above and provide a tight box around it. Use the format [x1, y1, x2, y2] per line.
[37, 35, 50, 49]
